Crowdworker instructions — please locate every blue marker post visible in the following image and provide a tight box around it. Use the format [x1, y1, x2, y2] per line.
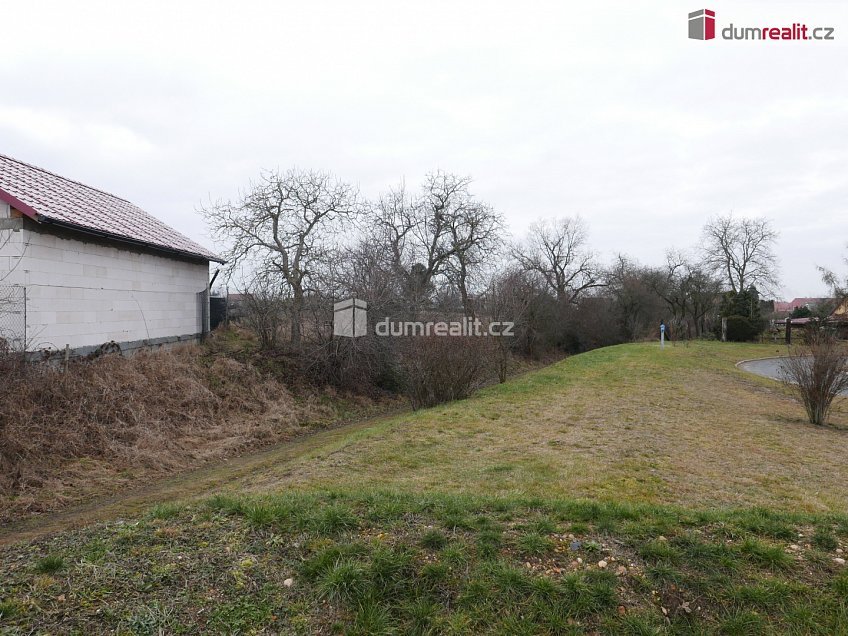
[660, 321, 666, 349]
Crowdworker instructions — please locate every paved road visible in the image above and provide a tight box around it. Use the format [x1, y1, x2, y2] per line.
[737, 357, 790, 382]
[738, 356, 848, 396]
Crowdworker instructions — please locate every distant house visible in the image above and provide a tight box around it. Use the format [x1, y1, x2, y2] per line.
[0, 154, 224, 355]
[831, 298, 848, 321]
[774, 297, 832, 315]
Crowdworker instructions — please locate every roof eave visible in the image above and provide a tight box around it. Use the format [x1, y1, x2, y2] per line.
[38, 216, 226, 264]
[0, 186, 224, 263]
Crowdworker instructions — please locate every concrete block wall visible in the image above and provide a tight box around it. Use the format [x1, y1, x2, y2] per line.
[0, 202, 29, 349]
[0, 212, 210, 351]
[0, 201, 25, 275]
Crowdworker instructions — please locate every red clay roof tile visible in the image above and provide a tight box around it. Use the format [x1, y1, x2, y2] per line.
[0, 153, 222, 262]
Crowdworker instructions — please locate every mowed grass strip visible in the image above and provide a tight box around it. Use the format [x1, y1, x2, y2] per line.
[2, 491, 848, 634]
[242, 342, 848, 512]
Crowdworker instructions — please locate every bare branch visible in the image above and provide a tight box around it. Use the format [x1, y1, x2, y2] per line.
[513, 217, 603, 305]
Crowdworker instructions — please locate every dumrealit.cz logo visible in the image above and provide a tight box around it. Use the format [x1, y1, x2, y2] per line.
[332, 297, 514, 339]
[688, 9, 716, 40]
[688, 9, 835, 41]
[333, 298, 368, 338]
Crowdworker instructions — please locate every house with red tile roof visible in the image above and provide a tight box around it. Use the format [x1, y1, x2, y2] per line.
[773, 297, 832, 315]
[0, 153, 223, 355]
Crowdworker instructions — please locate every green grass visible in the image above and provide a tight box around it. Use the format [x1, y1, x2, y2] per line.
[33, 555, 65, 574]
[812, 527, 839, 551]
[2, 491, 848, 634]
[147, 502, 183, 520]
[516, 531, 555, 556]
[3, 342, 848, 633]
[420, 529, 449, 550]
[250, 342, 848, 512]
[738, 538, 794, 571]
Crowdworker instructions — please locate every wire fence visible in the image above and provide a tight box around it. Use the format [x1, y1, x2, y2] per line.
[0, 285, 26, 351]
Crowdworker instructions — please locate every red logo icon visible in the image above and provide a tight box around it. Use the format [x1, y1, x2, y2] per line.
[689, 9, 716, 40]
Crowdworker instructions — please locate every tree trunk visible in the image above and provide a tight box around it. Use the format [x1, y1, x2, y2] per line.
[290, 287, 304, 347]
[458, 263, 474, 319]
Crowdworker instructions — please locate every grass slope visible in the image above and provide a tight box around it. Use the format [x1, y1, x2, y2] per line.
[3, 341, 848, 634]
[245, 342, 848, 512]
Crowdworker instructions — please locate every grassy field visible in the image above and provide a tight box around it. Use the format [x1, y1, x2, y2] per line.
[2, 492, 847, 634]
[242, 342, 848, 512]
[2, 341, 848, 634]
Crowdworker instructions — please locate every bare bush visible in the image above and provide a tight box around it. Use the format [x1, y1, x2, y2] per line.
[400, 336, 494, 409]
[298, 337, 402, 394]
[781, 332, 848, 426]
[239, 274, 288, 350]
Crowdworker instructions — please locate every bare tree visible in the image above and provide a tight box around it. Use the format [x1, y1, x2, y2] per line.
[702, 214, 779, 294]
[820, 253, 848, 313]
[646, 250, 690, 336]
[607, 255, 666, 341]
[335, 235, 398, 310]
[682, 259, 723, 337]
[369, 182, 417, 301]
[412, 171, 470, 288]
[444, 201, 503, 318]
[513, 217, 603, 305]
[368, 178, 451, 312]
[781, 331, 848, 426]
[366, 172, 502, 316]
[644, 250, 722, 339]
[201, 169, 358, 346]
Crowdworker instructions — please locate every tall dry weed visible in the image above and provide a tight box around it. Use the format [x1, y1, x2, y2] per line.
[0, 346, 329, 512]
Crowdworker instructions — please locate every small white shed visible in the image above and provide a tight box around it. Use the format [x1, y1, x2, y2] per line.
[0, 154, 223, 355]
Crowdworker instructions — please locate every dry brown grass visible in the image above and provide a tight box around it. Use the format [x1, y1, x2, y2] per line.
[0, 345, 336, 522]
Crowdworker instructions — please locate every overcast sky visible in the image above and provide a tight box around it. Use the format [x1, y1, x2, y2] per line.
[2, 0, 847, 299]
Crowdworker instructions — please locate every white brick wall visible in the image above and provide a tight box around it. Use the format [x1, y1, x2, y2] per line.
[0, 219, 210, 351]
[0, 202, 24, 272]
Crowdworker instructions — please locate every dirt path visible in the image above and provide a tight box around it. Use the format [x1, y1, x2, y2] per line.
[0, 411, 397, 547]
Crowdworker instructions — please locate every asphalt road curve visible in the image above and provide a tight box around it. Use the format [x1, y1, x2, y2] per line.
[737, 357, 789, 382]
[738, 356, 848, 396]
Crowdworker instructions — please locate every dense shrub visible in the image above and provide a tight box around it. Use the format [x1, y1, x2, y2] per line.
[724, 315, 761, 342]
